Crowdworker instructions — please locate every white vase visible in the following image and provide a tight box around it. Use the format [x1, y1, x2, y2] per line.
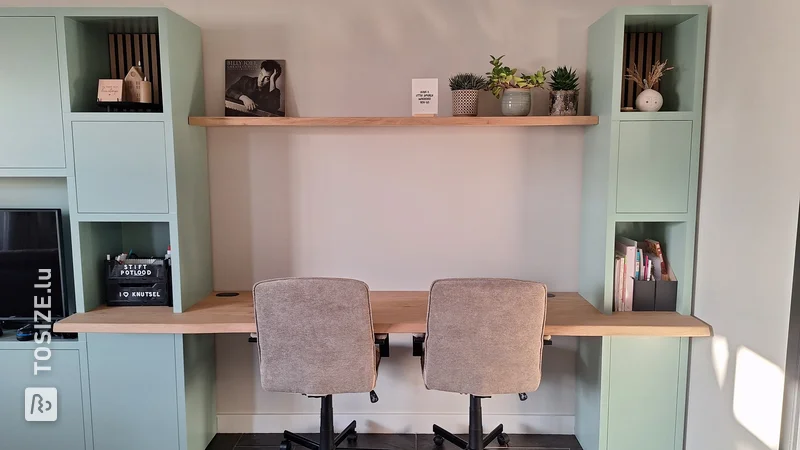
[636, 89, 663, 112]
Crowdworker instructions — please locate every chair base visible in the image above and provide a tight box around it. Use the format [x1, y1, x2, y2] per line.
[432, 396, 510, 450]
[280, 395, 388, 450]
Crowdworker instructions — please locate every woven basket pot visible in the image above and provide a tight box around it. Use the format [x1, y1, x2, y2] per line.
[549, 90, 578, 116]
[452, 90, 479, 116]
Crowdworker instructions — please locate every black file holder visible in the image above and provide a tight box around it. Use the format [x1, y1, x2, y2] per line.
[632, 280, 677, 311]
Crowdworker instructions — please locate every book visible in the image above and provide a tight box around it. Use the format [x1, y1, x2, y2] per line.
[225, 59, 286, 117]
[644, 239, 669, 281]
[615, 237, 637, 312]
[613, 256, 619, 311]
[614, 253, 624, 311]
[637, 248, 643, 280]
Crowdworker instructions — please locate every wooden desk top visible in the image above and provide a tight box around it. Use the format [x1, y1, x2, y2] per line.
[55, 291, 712, 337]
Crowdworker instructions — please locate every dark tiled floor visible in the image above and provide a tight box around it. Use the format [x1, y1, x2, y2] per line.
[416, 434, 580, 450]
[207, 433, 581, 450]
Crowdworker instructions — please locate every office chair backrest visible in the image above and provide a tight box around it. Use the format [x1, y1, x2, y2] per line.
[423, 278, 548, 396]
[253, 277, 378, 395]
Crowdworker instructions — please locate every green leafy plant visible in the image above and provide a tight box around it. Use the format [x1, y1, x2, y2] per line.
[486, 55, 549, 98]
[448, 73, 489, 91]
[549, 66, 579, 91]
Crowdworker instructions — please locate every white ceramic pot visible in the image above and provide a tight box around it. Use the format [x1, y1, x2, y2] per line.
[635, 89, 663, 112]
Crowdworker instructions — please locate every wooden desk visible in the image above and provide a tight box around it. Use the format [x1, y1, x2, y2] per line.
[55, 291, 711, 337]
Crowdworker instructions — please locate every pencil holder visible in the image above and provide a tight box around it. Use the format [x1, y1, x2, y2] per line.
[106, 258, 172, 307]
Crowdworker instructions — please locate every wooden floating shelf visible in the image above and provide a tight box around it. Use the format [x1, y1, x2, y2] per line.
[188, 116, 600, 127]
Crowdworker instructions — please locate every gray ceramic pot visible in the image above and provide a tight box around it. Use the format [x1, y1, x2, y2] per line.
[500, 88, 531, 116]
[549, 90, 578, 116]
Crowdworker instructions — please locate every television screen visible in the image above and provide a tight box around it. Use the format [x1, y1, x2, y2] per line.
[0, 209, 67, 321]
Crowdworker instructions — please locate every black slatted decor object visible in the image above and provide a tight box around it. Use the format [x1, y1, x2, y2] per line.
[621, 32, 662, 110]
[106, 32, 162, 111]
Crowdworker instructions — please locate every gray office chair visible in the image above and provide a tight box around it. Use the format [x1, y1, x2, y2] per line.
[253, 277, 382, 450]
[422, 278, 548, 450]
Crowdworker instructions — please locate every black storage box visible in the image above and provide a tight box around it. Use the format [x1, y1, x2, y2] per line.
[632, 280, 677, 311]
[106, 259, 172, 307]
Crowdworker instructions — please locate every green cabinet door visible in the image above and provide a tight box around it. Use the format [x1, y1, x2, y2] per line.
[0, 349, 86, 450]
[0, 17, 65, 169]
[87, 334, 180, 450]
[606, 337, 681, 450]
[616, 121, 693, 214]
[72, 122, 170, 214]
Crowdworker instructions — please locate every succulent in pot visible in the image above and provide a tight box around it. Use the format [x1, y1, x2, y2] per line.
[548, 66, 580, 116]
[448, 73, 488, 117]
[486, 55, 549, 116]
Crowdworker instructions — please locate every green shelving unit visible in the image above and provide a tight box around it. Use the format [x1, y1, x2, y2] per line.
[576, 6, 708, 450]
[0, 7, 215, 450]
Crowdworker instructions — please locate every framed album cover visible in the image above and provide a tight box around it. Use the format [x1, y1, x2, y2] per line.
[225, 59, 286, 117]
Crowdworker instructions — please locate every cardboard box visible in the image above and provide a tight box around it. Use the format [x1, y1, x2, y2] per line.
[97, 79, 124, 102]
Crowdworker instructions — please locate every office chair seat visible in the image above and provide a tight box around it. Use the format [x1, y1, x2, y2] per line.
[421, 278, 548, 450]
[254, 277, 386, 450]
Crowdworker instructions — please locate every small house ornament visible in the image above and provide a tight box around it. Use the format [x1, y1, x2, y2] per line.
[124, 62, 152, 103]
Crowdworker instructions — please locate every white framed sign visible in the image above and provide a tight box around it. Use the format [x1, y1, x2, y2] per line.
[412, 78, 438, 116]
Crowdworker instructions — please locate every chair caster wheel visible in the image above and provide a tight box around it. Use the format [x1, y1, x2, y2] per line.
[433, 435, 444, 446]
[280, 440, 293, 450]
[497, 433, 510, 446]
[347, 431, 358, 442]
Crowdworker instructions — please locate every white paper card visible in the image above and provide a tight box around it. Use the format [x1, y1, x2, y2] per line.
[412, 78, 438, 116]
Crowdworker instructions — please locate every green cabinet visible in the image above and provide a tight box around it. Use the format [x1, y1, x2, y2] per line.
[85, 334, 216, 450]
[0, 7, 214, 450]
[0, 349, 87, 450]
[0, 17, 65, 169]
[578, 6, 707, 450]
[616, 121, 693, 214]
[86, 334, 180, 450]
[72, 122, 169, 214]
[606, 337, 681, 450]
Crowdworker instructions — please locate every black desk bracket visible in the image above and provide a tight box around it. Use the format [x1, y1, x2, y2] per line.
[375, 334, 390, 357]
[412, 334, 425, 357]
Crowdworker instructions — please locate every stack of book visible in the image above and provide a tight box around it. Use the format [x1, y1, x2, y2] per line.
[613, 237, 676, 312]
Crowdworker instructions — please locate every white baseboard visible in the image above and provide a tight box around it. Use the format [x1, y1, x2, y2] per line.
[217, 414, 575, 435]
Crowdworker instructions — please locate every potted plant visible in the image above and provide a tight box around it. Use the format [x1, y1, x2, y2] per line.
[548, 66, 579, 116]
[448, 73, 488, 116]
[625, 60, 673, 112]
[487, 55, 549, 116]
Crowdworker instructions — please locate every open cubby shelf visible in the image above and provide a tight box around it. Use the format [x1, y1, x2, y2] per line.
[614, 221, 691, 314]
[64, 16, 163, 113]
[618, 12, 704, 114]
[75, 221, 171, 313]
